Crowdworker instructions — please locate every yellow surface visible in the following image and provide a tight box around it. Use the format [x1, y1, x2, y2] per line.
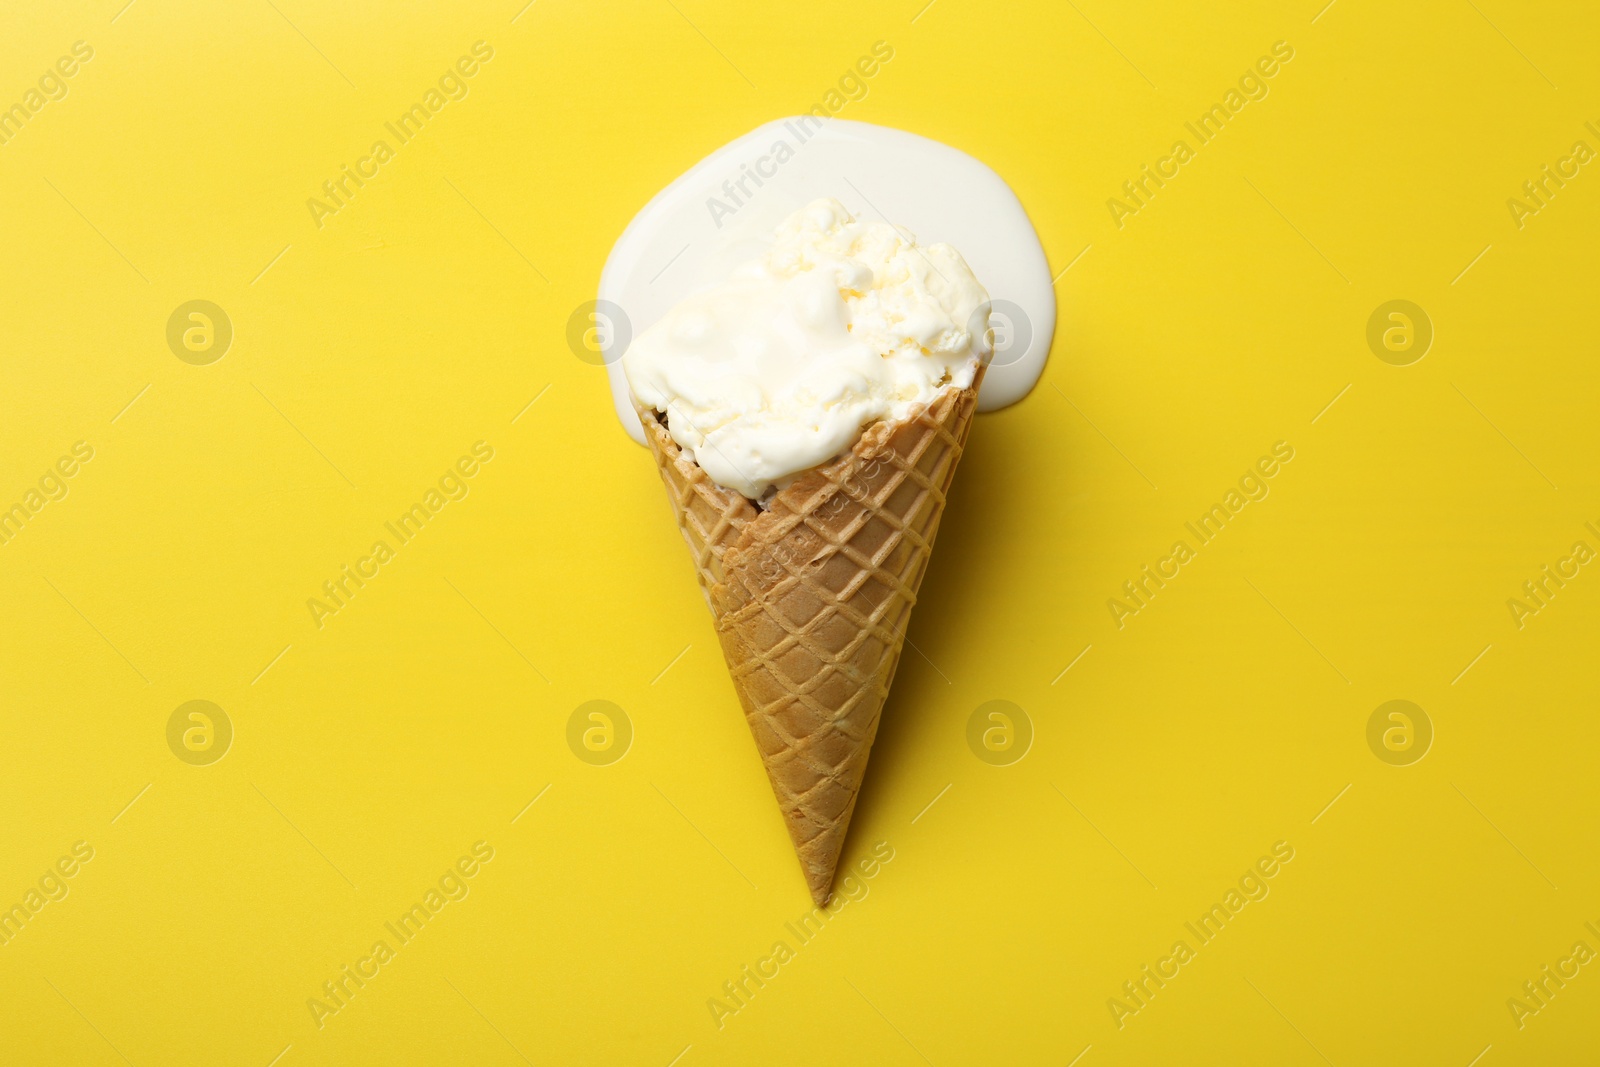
[2, 1, 1597, 1063]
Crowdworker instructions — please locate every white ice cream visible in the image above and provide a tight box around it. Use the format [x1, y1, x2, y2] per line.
[622, 198, 990, 499]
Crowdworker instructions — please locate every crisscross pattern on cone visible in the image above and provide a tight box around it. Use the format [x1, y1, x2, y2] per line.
[637, 370, 982, 904]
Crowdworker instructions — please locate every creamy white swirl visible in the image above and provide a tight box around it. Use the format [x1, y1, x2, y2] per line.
[623, 198, 989, 498]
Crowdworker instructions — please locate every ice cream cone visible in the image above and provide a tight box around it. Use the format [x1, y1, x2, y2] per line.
[637, 365, 983, 904]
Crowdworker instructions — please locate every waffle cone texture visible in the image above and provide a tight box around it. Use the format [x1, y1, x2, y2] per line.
[637, 366, 983, 904]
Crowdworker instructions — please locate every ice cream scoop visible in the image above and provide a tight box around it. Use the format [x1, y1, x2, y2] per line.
[622, 198, 990, 499]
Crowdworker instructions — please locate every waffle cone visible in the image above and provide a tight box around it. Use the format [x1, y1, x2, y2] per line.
[637, 366, 983, 904]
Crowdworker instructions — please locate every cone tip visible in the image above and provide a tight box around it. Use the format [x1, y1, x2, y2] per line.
[806, 869, 834, 906]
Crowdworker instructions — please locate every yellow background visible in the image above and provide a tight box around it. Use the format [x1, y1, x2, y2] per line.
[2, 0, 1597, 1063]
